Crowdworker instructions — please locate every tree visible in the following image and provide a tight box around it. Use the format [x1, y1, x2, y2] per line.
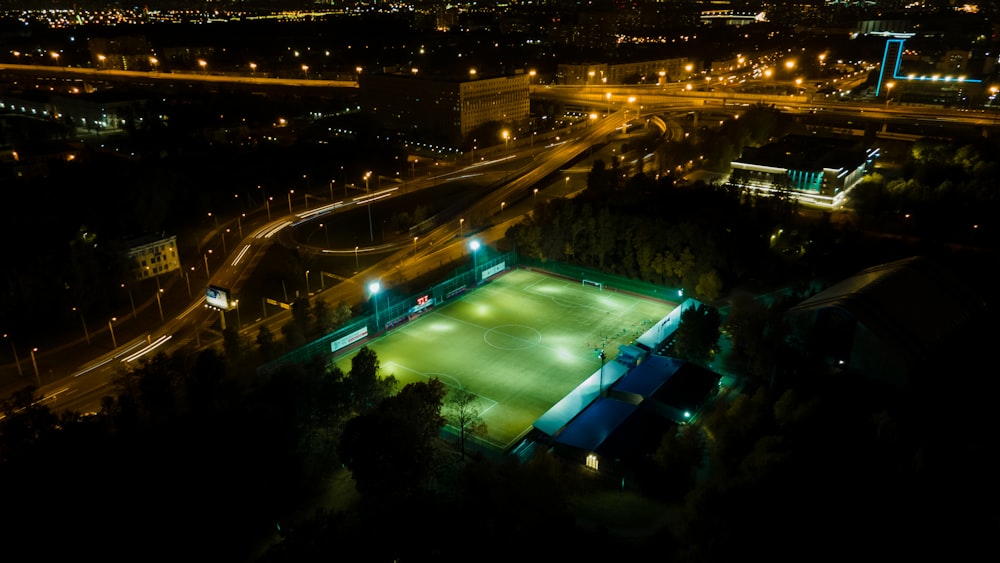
[0, 386, 59, 462]
[312, 298, 333, 335]
[256, 325, 278, 360]
[444, 387, 488, 459]
[652, 424, 705, 498]
[222, 326, 245, 364]
[290, 297, 311, 335]
[346, 346, 397, 415]
[672, 304, 721, 366]
[339, 378, 446, 499]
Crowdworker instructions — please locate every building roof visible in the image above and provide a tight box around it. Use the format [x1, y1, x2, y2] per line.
[736, 134, 867, 172]
[616, 354, 721, 414]
[786, 255, 985, 363]
[533, 360, 629, 437]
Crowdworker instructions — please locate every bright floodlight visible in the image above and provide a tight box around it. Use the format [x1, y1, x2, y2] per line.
[469, 240, 480, 251]
[368, 281, 380, 295]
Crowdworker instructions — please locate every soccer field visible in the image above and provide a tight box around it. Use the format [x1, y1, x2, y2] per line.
[333, 268, 675, 450]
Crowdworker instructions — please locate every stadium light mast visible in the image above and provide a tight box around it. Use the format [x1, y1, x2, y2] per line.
[369, 281, 381, 332]
[469, 239, 481, 284]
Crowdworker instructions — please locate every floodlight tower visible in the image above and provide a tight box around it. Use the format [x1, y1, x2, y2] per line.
[469, 239, 481, 283]
[369, 281, 381, 331]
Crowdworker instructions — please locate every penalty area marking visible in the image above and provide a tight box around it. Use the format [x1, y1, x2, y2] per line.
[382, 361, 499, 416]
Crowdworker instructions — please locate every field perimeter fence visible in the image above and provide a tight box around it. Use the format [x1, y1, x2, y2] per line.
[258, 248, 518, 376]
[517, 256, 682, 303]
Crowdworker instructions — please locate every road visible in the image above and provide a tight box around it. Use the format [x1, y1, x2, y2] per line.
[7, 111, 631, 417]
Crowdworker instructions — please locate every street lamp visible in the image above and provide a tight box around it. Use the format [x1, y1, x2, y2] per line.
[108, 317, 118, 349]
[198, 59, 207, 72]
[355, 245, 359, 272]
[320, 222, 329, 247]
[155, 289, 164, 321]
[29, 347, 40, 386]
[73, 307, 90, 344]
[204, 251, 212, 280]
[459, 218, 465, 237]
[266, 196, 273, 220]
[469, 239, 481, 283]
[364, 171, 374, 241]
[3, 333, 23, 377]
[413, 236, 418, 257]
[287, 189, 294, 214]
[305, 270, 310, 294]
[369, 281, 381, 331]
[884, 81, 895, 110]
[249, 62, 257, 77]
[500, 201, 506, 218]
[122, 283, 136, 319]
[502, 130, 510, 152]
[534, 188, 538, 202]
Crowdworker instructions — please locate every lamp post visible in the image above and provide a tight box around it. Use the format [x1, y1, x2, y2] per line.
[287, 189, 294, 214]
[364, 171, 374, 241]
[459, 218, 464, 237]
[606, 91, 612, 116]
[355, 245, 359, 272]
[204, 252, 211, 280]
[502, 130, 510, 153]
[305, 270, 310, 295]
[30, 347, 40, 386]
[266, 196, 273, 220]
[3, 333, 22, 377]
[73, 307, 90, 344]
[108, 317, 118, 349]
[122, 283, 136, 319]
[500, 201, 506, 219]
[369, 281, 381, 331]
[599, 349, 606, 395]
[884, 81, 894, 110]
[413, 236, 418, 257]
[185, 267, 194, 298]
[155, 289, 164, 321]
[320, 222, 329, 247]
[470, 239, 481, 283]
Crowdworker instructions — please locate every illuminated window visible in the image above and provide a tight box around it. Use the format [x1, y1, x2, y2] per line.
[586, 454, 599, 471]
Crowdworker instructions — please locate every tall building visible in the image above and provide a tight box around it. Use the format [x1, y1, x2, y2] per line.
[360, 71, 530, 149]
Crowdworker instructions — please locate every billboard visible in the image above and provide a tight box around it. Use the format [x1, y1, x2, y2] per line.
[206, 285, 233, 311]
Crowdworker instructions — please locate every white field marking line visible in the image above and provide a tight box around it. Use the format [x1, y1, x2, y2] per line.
[481, 325, 542, 351]
[523, 278, 645, 314]
[382, 361, 499, 415]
